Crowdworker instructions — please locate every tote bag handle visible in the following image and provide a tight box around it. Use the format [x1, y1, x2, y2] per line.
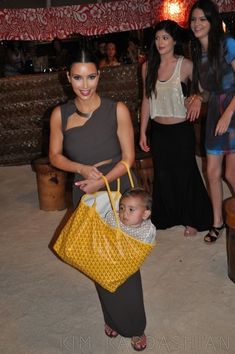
[101, 160, 134, 228]
[120, 160, 134, 188]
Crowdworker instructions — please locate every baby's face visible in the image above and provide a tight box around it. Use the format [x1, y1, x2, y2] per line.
[119, 196, 150, 227]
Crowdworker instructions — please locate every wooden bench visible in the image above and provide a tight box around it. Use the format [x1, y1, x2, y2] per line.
[0, 64, 143, 165]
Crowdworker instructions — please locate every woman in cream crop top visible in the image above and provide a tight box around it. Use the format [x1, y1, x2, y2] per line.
[139, 20, 213, 238]
[149, 56, 187, 119]
[140, 22, 202, 151]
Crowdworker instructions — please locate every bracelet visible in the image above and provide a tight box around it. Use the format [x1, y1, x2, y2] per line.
[188, 94, 203, 105]
[194, 95, 203, 102]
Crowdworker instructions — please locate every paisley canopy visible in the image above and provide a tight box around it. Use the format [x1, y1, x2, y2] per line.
[0, 0, 233, 40]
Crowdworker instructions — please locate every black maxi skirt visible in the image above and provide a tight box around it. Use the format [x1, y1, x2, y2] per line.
[150, 120, 213, 231]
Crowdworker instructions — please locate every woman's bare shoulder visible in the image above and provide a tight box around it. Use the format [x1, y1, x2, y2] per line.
[116, 101, 129, 112]
[181, 57, 193, 78]
[50, 104, 62, 122]
[182, 57, 193, 69]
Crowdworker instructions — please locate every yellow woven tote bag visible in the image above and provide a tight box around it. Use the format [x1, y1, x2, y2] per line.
[53, 161, 155, 292]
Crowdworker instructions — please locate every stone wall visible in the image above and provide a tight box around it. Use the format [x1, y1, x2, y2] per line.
[0, 64, 141, 166]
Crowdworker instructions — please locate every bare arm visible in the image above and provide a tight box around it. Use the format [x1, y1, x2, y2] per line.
[49, 105, 102, 179]
[75, 101, 135, 193]
[182, 58, 203, 122]
[105, 101, 135, 178]
[139, 62, 150, 152]
[215, 60, 235, 135]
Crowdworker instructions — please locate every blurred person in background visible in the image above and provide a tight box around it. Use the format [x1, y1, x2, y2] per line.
[99, 42, 121, 68]
[51, 38, 70, 70]
[4, 41, 25, 77]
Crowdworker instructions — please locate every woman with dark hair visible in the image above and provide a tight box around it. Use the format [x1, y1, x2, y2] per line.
[49, 49, 147, 351]
[189, 0, 235, 243]
[140, 20, 212, 236]
[99, 42, 121, 68]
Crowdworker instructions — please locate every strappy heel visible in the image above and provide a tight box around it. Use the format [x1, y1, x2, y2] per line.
[204, 223, 225, 243]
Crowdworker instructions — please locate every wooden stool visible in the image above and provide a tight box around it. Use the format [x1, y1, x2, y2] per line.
[133, 156, 153, 194]
[224, 197, 235, 283]
[32, 157, 67, 211]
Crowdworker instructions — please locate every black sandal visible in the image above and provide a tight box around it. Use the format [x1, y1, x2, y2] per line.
[204, 224, 225, 243]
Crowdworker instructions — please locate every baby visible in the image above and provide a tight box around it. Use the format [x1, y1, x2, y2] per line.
[106, 187, 156, 244]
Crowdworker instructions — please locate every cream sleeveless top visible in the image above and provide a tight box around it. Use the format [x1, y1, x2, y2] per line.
[149, 56, 186, 119]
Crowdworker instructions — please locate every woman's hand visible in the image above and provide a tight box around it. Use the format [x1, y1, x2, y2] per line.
[79, 164, 103, 180]
[139, 133, 150, 152]
[215, 87, 235, 135]
[75, 178, 103, 194]
[185, 95, 202, 122]
[215, 111, 232, 136]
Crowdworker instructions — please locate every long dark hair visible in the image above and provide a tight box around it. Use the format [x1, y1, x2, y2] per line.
[188, 0, 224, 93]
[67, 48, 99, 72]
[145, 20, 185, 98]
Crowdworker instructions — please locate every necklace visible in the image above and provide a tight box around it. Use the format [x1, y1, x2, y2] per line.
[75, 108, 92, 119]
[74, 96, 100, 119]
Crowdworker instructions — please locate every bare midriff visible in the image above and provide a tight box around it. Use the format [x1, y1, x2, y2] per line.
[153, 116, 186, 125]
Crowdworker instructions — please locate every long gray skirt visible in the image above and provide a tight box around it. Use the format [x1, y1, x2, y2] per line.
[95, 271, 146, 337]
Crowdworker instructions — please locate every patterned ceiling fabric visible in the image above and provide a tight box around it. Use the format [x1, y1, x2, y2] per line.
[0, 0, 234, 40]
